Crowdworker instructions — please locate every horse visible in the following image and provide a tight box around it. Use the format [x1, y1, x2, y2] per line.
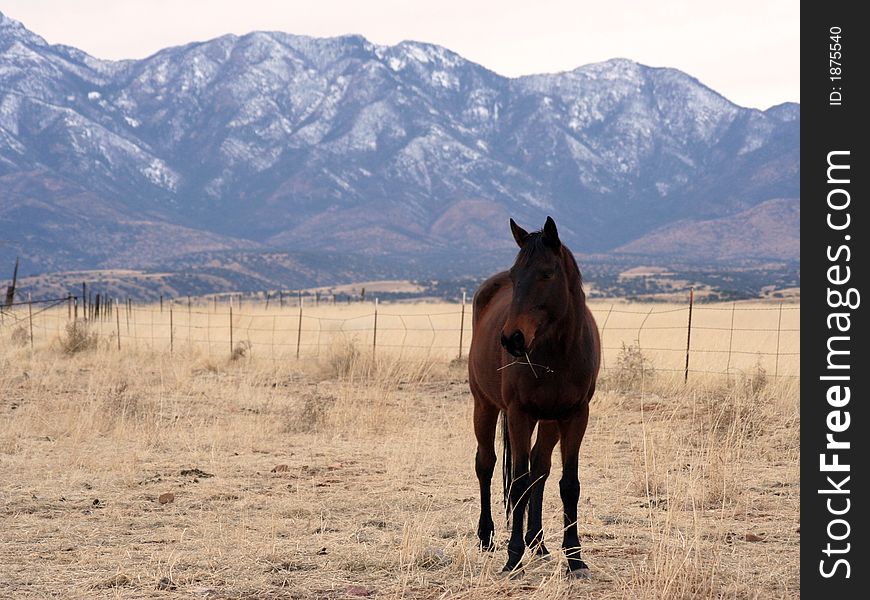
[468, 216, 600, 577]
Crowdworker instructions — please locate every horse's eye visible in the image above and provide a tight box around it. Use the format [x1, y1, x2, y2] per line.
[540, 271, 554, 280]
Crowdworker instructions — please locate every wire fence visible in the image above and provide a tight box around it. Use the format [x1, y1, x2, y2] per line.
[0, 293, 800, 381]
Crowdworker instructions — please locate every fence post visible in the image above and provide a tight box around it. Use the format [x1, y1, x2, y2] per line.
[229, 305, 234, 356]
[599, 303, 615, 372]
[265, 291, 270, 310]
[725, 302, 736, 374]
[116, 300, 121, 351]
[373, 298, 379, 358]
[774, 301, 783, 379]
[82, 283, 87, 321]
[684, 287, 694, 383]
[160, 294, 163, 313]
[296, 294, 303, 359]
[74, 296, 78, 321]
[27, 293, 33, 349]
[169, 301, 174, 354]
[68, 294, 72, 320]
[458, 291, 466, 359]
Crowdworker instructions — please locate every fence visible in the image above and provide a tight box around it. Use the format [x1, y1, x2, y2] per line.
[0, 294, 800, 381]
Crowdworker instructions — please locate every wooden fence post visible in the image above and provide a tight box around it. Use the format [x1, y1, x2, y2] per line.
[458, 291, 466, 359]
[160, 295, 163, 313]
[684, 287, 694, 383]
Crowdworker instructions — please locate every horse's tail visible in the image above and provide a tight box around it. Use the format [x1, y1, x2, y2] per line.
[501, 410, 511, 517]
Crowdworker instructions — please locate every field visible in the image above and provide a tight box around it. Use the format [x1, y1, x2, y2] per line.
[0, 301, 800, 598]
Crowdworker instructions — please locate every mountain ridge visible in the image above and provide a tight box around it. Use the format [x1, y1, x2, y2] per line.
[0, 10, 799, 287]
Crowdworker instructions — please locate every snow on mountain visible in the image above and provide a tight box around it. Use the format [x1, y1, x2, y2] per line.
[0, 10, 799, 276]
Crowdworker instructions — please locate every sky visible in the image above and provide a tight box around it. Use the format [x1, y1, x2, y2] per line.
[1, 0, 799, 109]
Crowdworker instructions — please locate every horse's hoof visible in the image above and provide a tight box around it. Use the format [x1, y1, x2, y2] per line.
[499, 566, 524, 579]
[567, 567, 591, 580]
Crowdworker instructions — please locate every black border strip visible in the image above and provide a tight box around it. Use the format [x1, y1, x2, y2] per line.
[802, 4, 867, 595]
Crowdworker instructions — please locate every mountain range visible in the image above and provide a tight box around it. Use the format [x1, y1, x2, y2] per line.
[0, 11, 799, 292]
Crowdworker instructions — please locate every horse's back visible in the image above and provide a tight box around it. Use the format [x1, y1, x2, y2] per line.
[469, 271, 512, 409]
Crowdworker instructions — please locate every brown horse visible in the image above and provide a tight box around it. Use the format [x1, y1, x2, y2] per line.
[468, 216, 600, 577]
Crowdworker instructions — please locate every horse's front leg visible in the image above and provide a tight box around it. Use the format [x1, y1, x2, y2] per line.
[526, 421, 559, 557]
[473, 397, 499, 550]
[503, 407, 535, 574]
[558, 402, 591, 577]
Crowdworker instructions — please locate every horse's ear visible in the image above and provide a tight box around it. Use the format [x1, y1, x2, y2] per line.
[542, 216, 561, 250]
[510, 218, 529, 248]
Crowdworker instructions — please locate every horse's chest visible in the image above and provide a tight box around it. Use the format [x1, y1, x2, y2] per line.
[515, 380, 585, 421]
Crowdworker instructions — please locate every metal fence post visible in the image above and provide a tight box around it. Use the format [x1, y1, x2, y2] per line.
[458, 291, 466, 359]
[296, 294, 303, 359]
[169, 301, 174, 354]
[599, 303, 615, 372]
[774, 301, 783, 379]
[725, 302, 736, 374]
[373, 298, 379, 358]
[116, 300, 121, 351]
[27, 293, 33, 349]
[684, 287, 694, 383]
[229, 305, 234, 356]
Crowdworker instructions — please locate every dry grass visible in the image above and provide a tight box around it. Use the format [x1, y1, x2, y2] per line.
[0, 302, 799, 598]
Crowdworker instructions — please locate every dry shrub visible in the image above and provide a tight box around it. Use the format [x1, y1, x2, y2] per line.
[283, 391, 333, 433]
[59, 320, 99, 354]
[231, 340, 252, 360]
[10, 325, 29, 347]
[623, 530, 729, 600]
[608, 341, 655, 390]
[699, 361, 772, 443]
[325, 337, 362, 378]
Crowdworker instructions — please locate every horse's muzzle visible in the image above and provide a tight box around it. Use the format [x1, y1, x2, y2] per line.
[501, 330, 527, 357]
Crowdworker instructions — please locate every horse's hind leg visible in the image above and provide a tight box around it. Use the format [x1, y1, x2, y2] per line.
[473, 394, 499, 551]
[526, 421, 559, 557]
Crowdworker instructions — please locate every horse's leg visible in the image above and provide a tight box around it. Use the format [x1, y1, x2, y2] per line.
[525, 421, 559, 557]
[503, 407, 535, 573]
[558, 402, 591, 576]
[473, 395, 499, 551]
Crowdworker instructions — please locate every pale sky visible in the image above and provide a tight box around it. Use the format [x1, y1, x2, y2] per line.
[1, 0, 799, 109]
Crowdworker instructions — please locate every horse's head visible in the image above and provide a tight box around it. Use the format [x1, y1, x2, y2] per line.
[501, 216, 579, 358]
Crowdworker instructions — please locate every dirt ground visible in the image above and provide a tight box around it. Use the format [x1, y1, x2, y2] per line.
[0, 337, 800, 598]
